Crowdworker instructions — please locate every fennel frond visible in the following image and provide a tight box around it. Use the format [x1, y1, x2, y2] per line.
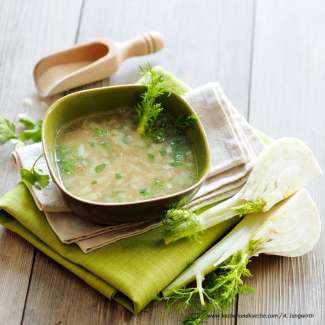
[136, 65, 167, 136]
[163, 189, 321, 325]
[164, 209, 202, 244]
[166, 247, 255, 324]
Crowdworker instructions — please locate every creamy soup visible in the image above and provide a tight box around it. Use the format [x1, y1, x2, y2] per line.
[55, 107, 197, 203]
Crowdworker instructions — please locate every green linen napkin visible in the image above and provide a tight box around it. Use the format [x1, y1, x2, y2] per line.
[0, 183, 237, 313]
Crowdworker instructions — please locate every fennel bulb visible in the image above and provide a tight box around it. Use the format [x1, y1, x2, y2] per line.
[163, 189, 321, 324]
[164, 137, 322, 244]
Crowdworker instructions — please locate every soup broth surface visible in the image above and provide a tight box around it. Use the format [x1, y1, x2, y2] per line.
[55, 108, 197, 203]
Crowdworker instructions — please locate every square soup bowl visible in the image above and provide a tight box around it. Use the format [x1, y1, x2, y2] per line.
[42, 85, 210, 224]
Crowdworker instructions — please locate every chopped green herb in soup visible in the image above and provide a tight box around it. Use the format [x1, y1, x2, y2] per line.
[55, 108, 197, 203]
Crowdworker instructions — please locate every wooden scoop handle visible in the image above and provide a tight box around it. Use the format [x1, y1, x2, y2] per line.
[118, 31, 165, 59]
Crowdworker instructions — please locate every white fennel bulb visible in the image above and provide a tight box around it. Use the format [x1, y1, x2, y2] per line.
[164, 138, 322, 244]
[162, 189, 320, 324]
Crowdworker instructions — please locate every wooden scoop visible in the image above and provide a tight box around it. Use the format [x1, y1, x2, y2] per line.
[33, 31, 164, 97]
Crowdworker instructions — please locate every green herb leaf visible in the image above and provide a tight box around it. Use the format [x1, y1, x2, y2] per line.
[149, 127, 167, 143]
[151, 178, 164, 192]
[18, 120, 42, 143]
[175, 114, 198, 129]
[0, 114, 43, 146]
[18, 114, 36, 129]
[91, 180, 98, 185]
[92, 127, 108, 138]
[95, 163, 106, 173]
[169, 137, 189, 166]
[147, 153, 155, 161]
[0, 117, 17, 144]
[139, 187, 148, 195]
[20, 154, 49, 189]
[136, 64, 167, 136]
[159, 148, 167, 156]
[56, 145, 87, 175]
[164, 209, 202, 244]
[17, 114, 42, 143]
[115, 172, 123, 180]
[166, 247, 255, 325]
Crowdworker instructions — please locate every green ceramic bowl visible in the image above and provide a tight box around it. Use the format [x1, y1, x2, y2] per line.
[43, 85, 210, 225]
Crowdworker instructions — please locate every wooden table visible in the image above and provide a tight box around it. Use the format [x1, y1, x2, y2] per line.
[0, 1, 324, 324]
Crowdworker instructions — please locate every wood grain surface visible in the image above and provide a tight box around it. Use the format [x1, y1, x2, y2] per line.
[0, 0, 323, 324]
[238, 1, 325, 324]
[0, 1, 82, 324]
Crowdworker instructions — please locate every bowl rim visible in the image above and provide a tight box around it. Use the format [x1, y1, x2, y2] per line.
[42, 84, 211, 207]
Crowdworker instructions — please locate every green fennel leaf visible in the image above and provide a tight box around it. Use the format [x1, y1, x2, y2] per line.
[164, 209, 202, 244]
[149, 127, 167, 143]
[95, 163, 106, 173]
[175, 114, 198, 129]
[136, 64, 167, 136]
[56, 145, 87, 175]
[152, 178, 163, 189]
[169, 137, 189, 166]
[92, 127, 108, 138]
[147, 153, 155, 161]
[166, 244, 255, 325]
[0, 117, 17, 144]
[159, 148, 167, 156]
[139, 187, 148, 195]
[148, 178, 164, 195]
[115, 172, 123, 180]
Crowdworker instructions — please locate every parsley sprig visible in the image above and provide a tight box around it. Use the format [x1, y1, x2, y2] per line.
[20, 154, 49, 189]
[0, 117, 17, 144]
[0, 114, 42, 146]
[17, 114, 42, 143]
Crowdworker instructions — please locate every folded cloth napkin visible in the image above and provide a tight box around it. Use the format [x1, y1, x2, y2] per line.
[185, 82, 263, 198]
[10, 68, 263, 253]
[0, 183, 238, 313]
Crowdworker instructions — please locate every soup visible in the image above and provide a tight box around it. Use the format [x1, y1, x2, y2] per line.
[55, 107, 197, 203]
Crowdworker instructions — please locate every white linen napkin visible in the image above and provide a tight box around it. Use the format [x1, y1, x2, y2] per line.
[185, 83, 263, 198]
[12, 82, 263, 253]
[12, 143, 69, 212]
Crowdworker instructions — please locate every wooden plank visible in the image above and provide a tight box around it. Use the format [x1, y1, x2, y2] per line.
[22, 0, 254, 324]
[23, 253, 186, 325]
[0, 1, 83, 324]
[78, 0, 254, 116]
[238, 1, 325, 324]
[0, 230, 34, 325]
